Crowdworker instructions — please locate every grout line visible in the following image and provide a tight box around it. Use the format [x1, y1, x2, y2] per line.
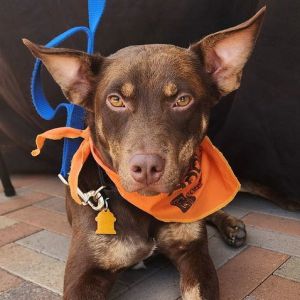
[0, 245, 64, 296]
[0, 269, 60, 299]
[32, 203, 67, 216]
[2, 207, 71, 238]
[13, 239, 68, 263]
[243, 254, 290, 298]
[217, 245, 250, 270]
[1, 196, 54, 216]
[4, 204, 67, 217]
[271, 255, 292, 275]
[0, 266, 25, 281]
[241, 211, 251, 219]
[0, 227, 44, 249]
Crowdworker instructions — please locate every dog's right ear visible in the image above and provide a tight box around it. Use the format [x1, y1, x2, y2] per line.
[22, 39, 103, 110]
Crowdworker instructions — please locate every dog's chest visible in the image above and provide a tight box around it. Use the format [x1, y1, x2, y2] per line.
[87, 233, 156, 271]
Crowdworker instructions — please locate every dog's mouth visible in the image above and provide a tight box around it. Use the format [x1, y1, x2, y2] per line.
[135, 184, 175, 196]
[120, 178, 176, 195]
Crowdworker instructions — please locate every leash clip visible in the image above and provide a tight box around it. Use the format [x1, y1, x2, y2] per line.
[83, 186, 109, 211]
[58, 174, 109, 211]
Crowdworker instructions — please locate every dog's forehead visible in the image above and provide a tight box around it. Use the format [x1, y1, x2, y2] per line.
[109, 44, 191, 62]
[102, 44, 203, 96]
[103, 44, 201, 89]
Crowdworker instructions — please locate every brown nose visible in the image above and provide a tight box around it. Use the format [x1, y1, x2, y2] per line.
[129, 154, 165, 185]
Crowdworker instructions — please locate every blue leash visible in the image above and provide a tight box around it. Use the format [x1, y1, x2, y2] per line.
[30, 0, 106, 179]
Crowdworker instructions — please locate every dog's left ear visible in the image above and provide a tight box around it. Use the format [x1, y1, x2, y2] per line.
[22, 39, 103, 110]
[190, 6, 266, 98]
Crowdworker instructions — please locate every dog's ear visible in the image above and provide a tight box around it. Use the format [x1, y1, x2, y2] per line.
[22, 39, 103, 110]
[190, 6, 266, 98]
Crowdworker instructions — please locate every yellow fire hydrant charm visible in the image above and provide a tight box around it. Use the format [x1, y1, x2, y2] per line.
[95, 209, 116, 235]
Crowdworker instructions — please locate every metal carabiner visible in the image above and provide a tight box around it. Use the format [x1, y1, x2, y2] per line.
[83, 186, 108, 211]
[58, 174, 109, 211]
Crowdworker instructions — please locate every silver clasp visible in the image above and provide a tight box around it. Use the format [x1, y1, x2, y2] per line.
[58, 174, 109, 211]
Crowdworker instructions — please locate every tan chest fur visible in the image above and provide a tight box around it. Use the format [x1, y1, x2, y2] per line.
[87, 233, 156, 271]
[87, 221, 204, 271]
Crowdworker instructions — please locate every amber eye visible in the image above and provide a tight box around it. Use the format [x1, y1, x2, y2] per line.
[174, 95, 193, 107]
[108, 94, 125, 107]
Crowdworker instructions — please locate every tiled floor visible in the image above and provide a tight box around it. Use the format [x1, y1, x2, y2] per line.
[0, 175, 299, 299]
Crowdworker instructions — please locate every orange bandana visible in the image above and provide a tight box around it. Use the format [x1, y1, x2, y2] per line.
[32, 127, 240, 223]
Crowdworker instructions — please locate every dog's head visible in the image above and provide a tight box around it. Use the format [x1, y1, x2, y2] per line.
[24, 7, 265, 195]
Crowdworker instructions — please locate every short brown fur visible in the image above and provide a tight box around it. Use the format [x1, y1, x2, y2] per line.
[23, 7, 266, 300]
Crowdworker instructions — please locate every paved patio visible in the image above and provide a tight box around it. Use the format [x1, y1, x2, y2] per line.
[0, 175, 299, 299]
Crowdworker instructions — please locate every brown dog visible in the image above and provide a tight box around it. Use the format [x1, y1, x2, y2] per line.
[24, 7, 265, 300]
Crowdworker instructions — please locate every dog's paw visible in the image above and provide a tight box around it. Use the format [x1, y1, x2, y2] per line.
[220, 216, 246, 248]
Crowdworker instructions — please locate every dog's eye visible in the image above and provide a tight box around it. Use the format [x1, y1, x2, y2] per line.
[108, 94, 125, 108]
[174, 95, 193, 107]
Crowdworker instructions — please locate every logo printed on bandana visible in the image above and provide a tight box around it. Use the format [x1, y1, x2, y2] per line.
[170, 152, 203, 213]
[170, 194, 196, 212]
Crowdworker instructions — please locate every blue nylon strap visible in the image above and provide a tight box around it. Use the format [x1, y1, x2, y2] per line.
[88, 0, 106, 34]
[30, 0, 106, 178]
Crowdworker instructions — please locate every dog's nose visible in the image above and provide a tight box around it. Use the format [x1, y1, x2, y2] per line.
[129, 154, 165, 185]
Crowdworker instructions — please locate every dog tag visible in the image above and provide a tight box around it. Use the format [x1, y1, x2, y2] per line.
[95, 209, 116, 235]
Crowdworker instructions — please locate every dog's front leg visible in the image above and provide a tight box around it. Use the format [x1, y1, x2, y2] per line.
[157, 221, 219, 300]
[63, 236, 118, 300]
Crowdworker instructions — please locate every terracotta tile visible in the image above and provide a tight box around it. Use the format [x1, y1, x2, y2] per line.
[249, 275, 300, 300]
[0, 269, 23, 293]
[35, 197, 66, 215]
[1, 175, 65, 201]
[0, 244, 65, 295]
[0, 222, 41, 247]
[6, 206, 71, 236]
[208, 236, 246, 269]
[0, 189, 50, 215]
[218, 247, 288, 300]
[0, 175, 42, 193]
[7, 174, 49, 189]
[26, 176, 66, 198]
[243, 212, 300, 237]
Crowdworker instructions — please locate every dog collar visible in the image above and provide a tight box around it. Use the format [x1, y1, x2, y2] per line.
[32, 127, 240, 226]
